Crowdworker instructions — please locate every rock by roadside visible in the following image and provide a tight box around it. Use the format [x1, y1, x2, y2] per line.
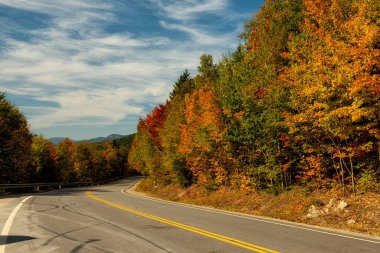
[307, 199, 348, 218]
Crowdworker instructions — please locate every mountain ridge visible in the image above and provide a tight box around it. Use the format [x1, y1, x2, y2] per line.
[48, 134, 127, 144]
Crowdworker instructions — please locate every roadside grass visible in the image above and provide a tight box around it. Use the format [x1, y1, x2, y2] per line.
[136, 179, 380, 237]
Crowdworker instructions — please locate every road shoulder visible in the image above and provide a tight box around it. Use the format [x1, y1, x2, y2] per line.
[124, 179, 380, 242]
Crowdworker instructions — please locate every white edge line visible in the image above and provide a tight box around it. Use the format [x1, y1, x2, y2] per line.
[120, 184, 380, 245]
[0, 196, 32, 253]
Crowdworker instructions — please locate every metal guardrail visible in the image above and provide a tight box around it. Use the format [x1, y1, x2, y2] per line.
[0, 176, 128, 195]
[0, 182, 90, 189]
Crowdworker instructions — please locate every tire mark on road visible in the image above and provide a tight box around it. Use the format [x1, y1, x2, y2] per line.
[58, 192, 172, 253]
[70, 239, 101, 253]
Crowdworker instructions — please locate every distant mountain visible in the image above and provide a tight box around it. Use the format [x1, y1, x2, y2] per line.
[111, 133, 135, 149]
[48, 134, 127, 144]
[80, 134, 126, 143]
[48, 137, 66, 144]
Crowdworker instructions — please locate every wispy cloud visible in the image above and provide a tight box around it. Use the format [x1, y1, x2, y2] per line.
[0, 0, 255, 138]
[153, 0, 243, 54]
[151, 0, 229, 21]
[159, 21, 238, 46]
[0, 0, 113, 15]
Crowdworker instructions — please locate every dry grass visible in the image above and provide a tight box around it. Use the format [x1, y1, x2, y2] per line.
[137, 179, 380, 237]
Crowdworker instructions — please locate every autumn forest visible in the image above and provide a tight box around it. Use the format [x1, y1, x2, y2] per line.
[129, 0, 379, 195]
[1, 0, 379, 197]
[0, 92, 136, 184]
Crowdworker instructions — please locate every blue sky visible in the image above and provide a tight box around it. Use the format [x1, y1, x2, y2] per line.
[0, 0, 264, 139]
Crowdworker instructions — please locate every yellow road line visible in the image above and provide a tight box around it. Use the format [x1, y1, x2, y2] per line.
[85, 191, 280, 253]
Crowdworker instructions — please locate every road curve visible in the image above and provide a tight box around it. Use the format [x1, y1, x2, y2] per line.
[0, 177, 379, 253]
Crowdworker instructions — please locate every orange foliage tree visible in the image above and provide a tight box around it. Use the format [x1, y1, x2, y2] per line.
[179, 85, 233, 189]
[282, 0, 379, 191]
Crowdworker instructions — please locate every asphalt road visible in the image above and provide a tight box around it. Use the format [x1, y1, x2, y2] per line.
[0, 177, 379, 253]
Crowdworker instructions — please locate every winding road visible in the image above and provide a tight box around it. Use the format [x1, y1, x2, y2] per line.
[0, 177, 379, 253]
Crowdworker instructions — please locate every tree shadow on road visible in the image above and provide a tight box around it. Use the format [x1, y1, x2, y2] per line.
[0, 235, 36, 245]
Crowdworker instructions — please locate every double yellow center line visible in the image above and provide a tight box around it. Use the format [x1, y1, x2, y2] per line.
[85, 191, 279, 253]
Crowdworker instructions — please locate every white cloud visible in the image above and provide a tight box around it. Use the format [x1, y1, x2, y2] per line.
[0, 0, 248, 137]
[151, 0, 229, 21]
[27, 87, 145, 128]
[159, 21, 238, 46]
[0, 0, 112, 15]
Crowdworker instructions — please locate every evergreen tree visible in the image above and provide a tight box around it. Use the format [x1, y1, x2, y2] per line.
[169, 69, 195, 100]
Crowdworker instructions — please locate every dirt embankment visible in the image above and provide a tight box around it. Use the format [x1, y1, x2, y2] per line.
[136, 180, 380, 238]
